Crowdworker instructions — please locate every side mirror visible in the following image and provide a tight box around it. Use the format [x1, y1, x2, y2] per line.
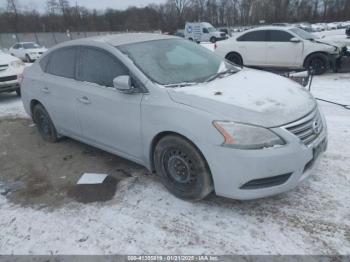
[290, 37, 301, 43]
[113, 75, 133, 93]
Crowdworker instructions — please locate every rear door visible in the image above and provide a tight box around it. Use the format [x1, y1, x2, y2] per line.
[236, 30, 268, 66]
[265, 30, 303, 68]
[41, 47, 82, 137]
[74, 46, 144, 159]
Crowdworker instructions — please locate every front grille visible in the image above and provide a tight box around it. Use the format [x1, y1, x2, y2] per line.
[0, 64, 8, 71]
[0, 75, 17, 82]
[285, 109, 324, 146]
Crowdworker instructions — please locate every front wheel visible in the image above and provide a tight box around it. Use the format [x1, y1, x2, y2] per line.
[305, 54, 329, 75]
[25, 54, 32, 63]
[33, 104, 59, 143]
[154, 135, 213, 201]
[210, 37, 217, 43]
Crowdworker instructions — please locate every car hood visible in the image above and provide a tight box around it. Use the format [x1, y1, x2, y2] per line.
[167, 69, 316, 127]
[0, 52, 21, 64]
[314, 38, 346, 48]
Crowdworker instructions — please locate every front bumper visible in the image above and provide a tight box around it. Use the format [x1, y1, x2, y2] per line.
[0, 78, 20, 93]
[205, 110, 328, 200]
[28, 53, 43, 61]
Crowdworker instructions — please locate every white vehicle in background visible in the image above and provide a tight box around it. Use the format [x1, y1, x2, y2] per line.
[0, 50, 25, 96]
[327, 23, 338, 30]
[185, 22, 227, 43]
[215, 26, 344, 75]
[10, 42, 47, 62]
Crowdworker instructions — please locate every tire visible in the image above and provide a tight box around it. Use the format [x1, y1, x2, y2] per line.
[188, 38, 193, 41]
[32, 104, 59, 143]
[154, 135, 213, 201]
[210, 37, 217, 43]
[226, 52, 243, 66]
[15, 89, 21, 97]
[305, 53, 329, 75]
[25, 54, 32, 63]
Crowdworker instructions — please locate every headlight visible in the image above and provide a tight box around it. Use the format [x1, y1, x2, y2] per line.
[10, 60, 25, 68]
[213, 121, 285, 150]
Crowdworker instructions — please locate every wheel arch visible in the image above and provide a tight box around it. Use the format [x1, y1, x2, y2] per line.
[149, 131, 211, 175]
[303, 51, 330, 67]
[30, 99, 43, 117]
[225, 51, 243, 64]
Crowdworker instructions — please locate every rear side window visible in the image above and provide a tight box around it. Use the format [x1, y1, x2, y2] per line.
[237, 31, 267, 42]
[77, 47, 128, 87]
[268, 30, 294, 42]
[47, 47, 77, 79]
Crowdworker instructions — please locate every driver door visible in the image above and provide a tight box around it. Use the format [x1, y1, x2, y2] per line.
[265, 30, 303, 67]
[75, 46, 144, 159]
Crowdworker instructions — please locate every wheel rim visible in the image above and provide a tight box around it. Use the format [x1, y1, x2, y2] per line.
[162, 148, 196, 190]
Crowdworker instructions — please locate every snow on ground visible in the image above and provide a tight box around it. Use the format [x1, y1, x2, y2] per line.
[0, 73, 349, 255]
[0, 93, 27, 118]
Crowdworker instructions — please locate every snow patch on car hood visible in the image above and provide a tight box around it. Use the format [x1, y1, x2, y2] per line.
[168, 69, 316, 127]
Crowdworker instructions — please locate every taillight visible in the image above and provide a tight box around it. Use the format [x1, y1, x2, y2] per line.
[18, 73, 24, 84]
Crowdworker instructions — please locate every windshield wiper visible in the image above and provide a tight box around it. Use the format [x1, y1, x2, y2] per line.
[205, 68, 237, 83]
[164, 82, 199, 88]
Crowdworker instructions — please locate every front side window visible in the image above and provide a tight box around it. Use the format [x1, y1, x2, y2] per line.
[118, 39, 238, 85]
[237, 30, 267, 42]
[77, 47, 128, 87]
[47, 47, 77, 79]
[268, 30, 294, 42]
[290, 27, 317, 40]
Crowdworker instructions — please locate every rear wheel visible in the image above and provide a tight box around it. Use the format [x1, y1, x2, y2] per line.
[305, 53, 329, 75]
[226, 52, 243, 66]
[154, 135, 213, 201]
[33, 104, 59, 143]
[25, 54, 32, 63]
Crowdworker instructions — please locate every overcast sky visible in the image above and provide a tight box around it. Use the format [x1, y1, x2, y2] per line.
[2, 0, 166, 12]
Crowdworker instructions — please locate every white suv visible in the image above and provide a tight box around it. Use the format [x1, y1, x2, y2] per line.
[215, 26, 344, 75]
[10, 42, 47, 62]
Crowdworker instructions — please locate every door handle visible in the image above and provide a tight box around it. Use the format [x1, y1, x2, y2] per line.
[41, 87, 50, 94]
[77, 96, 91, 105]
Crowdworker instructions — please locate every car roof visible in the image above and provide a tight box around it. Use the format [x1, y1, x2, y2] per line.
[60, 33, 177, 47]
[249, 26, 295, 31]
[17, 42, 36, 44]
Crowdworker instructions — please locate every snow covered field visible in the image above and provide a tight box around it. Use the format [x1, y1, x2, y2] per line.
[0, 73, 349, 255]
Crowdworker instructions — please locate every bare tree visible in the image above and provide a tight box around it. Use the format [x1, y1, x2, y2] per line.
[7, 0, 19, 33]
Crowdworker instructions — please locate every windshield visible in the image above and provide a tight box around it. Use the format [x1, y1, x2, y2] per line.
[118, 39, 238, 86]
[23, 43, 40, 49]
[290, 28, 318, 40]
[208, 27, 217, 33]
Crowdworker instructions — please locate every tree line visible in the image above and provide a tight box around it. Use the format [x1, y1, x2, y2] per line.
[1, 0, 349, 34]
